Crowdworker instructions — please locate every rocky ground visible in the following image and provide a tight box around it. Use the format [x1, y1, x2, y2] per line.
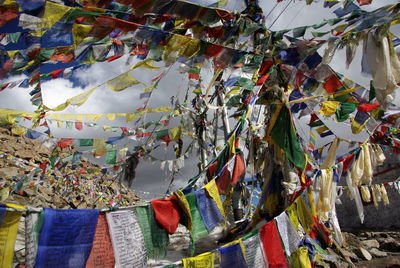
[342, 231, 400, 267]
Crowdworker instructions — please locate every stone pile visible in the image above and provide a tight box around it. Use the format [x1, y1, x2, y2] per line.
[0, 127, 140, 209]
[341, 231, 400, 267]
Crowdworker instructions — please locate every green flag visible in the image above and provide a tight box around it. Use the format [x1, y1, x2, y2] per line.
[270, 105, 306, 169]
[79, 139, 93, 146]
[105, 150, 117, 165]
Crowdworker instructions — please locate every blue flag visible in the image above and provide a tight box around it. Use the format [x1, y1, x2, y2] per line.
[194, 189, 225, 232]
[34, 209, 99, 268]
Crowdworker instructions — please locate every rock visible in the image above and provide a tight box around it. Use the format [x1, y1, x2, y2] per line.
[369, 248, 388, 258]
[37, 185, 53, 196]
[342, 232, 361, 248]
[341, 249, 359, 262]
[380, 240, 400, 252]
[360, 239, 380, 249]
[354, 247, 372, 261]
[0, 166, 20, 176]
[380, 233, 389, 238]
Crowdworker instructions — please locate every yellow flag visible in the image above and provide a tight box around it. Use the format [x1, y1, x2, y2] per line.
[44, 86, 98, 111]
[181, 38, 200, 58]
[129, 59, 161, 71]
[72, 24, 93, 47]
[125, 112, 143, 122]
[296, 197, 314, 233]
[290, 247, 312, 268]
[107, 72, 141, 92]
[0, 108, 27, 125]
[225, 86, 241, 98]
[286, 203, 300, 231]
[147, 106, 172, 113]
[63, 114, 74, 120]
[168, 127, 182, 141]
[182, 252, 214, 268]
[174, 190, 192, 230]
[227, 132, 236, 156]
[319, 101, 340, 117]
[6, 203, 25, 210]
[315, 125, 329, 135]
[86, 114, 103, 121]
[142, 84, 156, 93]
[11, 125, 27, 136]
[93, 139, 107, 157]
[105, 114, 116, 121]
[204, 180, 225, 218]
[164, 35, 200, 62]
[42, 1, 72, 29]
[350, 117, 365, 134]
[0, 211, 23, 268]
[103, 125, 111, 132]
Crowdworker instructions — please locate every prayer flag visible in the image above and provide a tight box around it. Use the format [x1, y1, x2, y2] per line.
[182, 252, 215, 268]
[25, 211, 44, 268]
[195, 189, 225, 232]
[269, 105, 306, 169]
[218, 242, 248, 268]
[107, 72, 141, 92]
[135, 205, 169, 259]
[106, 210, 147, 267]
[35, 209, 99, 268]
[86, 214, 115, 268]
[260, 221, 289, 268]
[150, 195, 181, 235]
[105, 150, 117, 165]
[243, 232, 268, 268]
[275, 212, 302, 257]
[0, 209, 22, 268]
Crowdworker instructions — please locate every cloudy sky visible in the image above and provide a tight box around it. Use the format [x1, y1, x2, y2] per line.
[1, 0, 399, 200]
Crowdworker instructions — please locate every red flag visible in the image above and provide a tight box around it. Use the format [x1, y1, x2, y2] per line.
[57, 138, 75, 149]
[50, 69, 64, 78]
[0, 82, 10, 91]
[75, 122, 83, 130]
[323, 75, 343, 94]
[260, 221, 289, 268]
[231, 154, 245, 185]
[356, 103, 380, 113]
[151, 195, 181, 234]
[357, 0, 372, 5]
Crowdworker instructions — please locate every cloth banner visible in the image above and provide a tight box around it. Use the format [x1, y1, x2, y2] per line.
[270, 105, 306, 169]
[204, 180, 225, 218]
[243, 232, 268, 268]
[150, 195, 181, 235]
[260, 221, 289, 268]
[195, 188, 225, 232]
[275, 212, 302, 257]
[34, 209, 99, 268]
[289, 247, 312, 268]
[182, 252, 215, 268]
[106, 210, 147, 268]
[86, 214, 115, 268]
[174, 190, 192, 230]
[25, 210, 44, 268]
[135, 205, 169, 259]
[0, 209, 22, 268]
[218, 241, 248, 268]
[106, 72, 141, 92]
[186, 193, 209, 242]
